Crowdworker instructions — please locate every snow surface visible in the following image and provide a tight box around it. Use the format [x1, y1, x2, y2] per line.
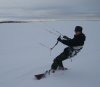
[0, 21, 100, 87]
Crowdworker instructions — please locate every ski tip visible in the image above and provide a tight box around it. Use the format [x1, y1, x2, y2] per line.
[34, 75, 41, 80]
[34, 74, 45, 80]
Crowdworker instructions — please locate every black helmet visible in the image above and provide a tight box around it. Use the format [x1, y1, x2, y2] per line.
[75, 26, 82, 32]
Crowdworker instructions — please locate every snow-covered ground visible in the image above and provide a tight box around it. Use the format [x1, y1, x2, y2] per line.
[0, 20, 100, 87]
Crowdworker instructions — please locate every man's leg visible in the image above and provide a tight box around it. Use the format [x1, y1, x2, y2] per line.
[51, 52, 65, 70]
[51, 47, 70, 70]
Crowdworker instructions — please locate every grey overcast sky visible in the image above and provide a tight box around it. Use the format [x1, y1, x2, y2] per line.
[0, 0, 100, 19]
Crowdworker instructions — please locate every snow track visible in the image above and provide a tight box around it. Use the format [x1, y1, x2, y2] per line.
[0, 21, 100, 87]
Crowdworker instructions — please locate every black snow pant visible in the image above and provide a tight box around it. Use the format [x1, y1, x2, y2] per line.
[51, 47, 73, 70]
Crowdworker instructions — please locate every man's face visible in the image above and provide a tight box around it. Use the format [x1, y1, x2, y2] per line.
[75, 31, 81, 35]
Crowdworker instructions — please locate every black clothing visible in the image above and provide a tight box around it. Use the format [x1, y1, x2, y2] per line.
[59, 33, 86, 47]
[51, 33, 86, 70]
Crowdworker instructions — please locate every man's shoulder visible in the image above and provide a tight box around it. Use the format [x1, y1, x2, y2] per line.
[80, 33, 86, 37]
[80, 33, 86, 41]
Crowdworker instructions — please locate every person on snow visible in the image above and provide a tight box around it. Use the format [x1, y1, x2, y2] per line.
[51, 26, 86, 72]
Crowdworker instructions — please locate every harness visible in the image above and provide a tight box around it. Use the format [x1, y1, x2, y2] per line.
[68, 46, 83, 61]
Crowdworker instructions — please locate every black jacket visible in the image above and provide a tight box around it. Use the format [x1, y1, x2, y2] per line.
[59, 33, 86, 47]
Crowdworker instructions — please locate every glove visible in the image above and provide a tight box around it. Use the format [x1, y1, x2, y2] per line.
[57, 36, 61, 41]
[63, 36, 70, 40]
[63, 36, 68, 39]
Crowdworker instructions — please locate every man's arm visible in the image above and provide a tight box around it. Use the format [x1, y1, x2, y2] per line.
[57, 37, 77, 47]
[57, 36, 71, 45]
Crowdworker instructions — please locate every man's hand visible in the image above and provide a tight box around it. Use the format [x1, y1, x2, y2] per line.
[63, 36, 70, 40]
[57, 36, 61, 41]
[63, 36, 68, 39]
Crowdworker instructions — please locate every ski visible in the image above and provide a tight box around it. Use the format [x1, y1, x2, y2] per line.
[34, 73, 46, 80]
[34, 71, 50, 80]
[34, 68, 68, 80]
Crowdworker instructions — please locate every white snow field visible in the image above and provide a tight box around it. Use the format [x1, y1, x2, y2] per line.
[0, 20, 100, 87]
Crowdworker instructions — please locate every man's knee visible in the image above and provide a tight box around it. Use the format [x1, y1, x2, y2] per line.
[64, 47, 70, 54]
[53, 58, 60, 64]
